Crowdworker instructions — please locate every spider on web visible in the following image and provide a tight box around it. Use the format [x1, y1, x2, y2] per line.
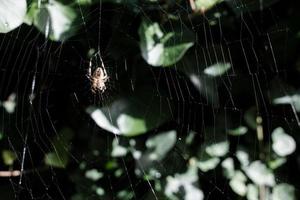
[86, 52, 109, 94]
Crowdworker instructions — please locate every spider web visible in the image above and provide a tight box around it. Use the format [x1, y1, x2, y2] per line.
[0, 0, 299, 199]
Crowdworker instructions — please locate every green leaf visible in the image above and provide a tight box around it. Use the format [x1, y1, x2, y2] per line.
[271, 127, 296, 157]
[165, 159, 204, 200]
[229, 171, 247, 196]
[85, 169, 103, 181]
[86, 90, 172, 136]
[1, 93, 16, 114]
[31, 0, 78, 41]
[272, 183, 296, 200]
[0, 0, 27, 33]
[2, 150, 17, 166]
[247, 184, 259, 200]
[203, 63, 231, 77]
[245, 161, 275, 186]
[205, 140, 229, 157]
[111, 138, 128, 157]
[221, 158, 235, 179]
[273, 94, 300, 112]
[45, 128, 74, 168]
[197, 155, 220, 172]
[162, 43, 194, 67]
[236, 149, 250, 167]
[139, 20, 193, 67]
[269, 157, 287, 170]
[145, 130, 177, 161]
[228, 126, 248, 136]
[195, 0, 221, 12]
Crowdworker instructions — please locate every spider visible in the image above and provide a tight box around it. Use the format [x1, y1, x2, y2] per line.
[86, 54, 109, 94]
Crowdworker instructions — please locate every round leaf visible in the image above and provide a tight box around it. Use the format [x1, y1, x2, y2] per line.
[245, 161, 275, 186]
[272, 127, 296, 157]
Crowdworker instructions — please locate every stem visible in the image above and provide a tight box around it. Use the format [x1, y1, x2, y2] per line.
[256, 116, 268, 200]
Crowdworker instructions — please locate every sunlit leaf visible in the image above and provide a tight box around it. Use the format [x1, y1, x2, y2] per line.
[31, 0, 78, 41]
[205, 140, 229, 157]
[273, 94, 300, 112]
[165, 159, 204, 200]
[204, 63, 231, 77]
[95, 187, 105, 196]
[195, 0, 221, 12]
[271, 127, 296, 157]
[236, 149, 250, 167]
[221, 158, 235, 179]
[1, 93, 16, 114]
[139, 20, 193, 67]
[229, 171, 247, 196]
[272, 183, 296, 200]
[85, 169, 103, 181]
[145, 130, 177, 161]
[117, 190, 134, 200]
[245, 161, 275, 186]
[197, 157, 220, 172]
[247, 184, 259, 200]
[86, 90, 172, 136]
[111, 138, 128, 157]
[0, 0, 27, 33]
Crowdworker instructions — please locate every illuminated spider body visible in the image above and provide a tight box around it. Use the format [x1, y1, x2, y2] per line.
[87, 55, 109, 94]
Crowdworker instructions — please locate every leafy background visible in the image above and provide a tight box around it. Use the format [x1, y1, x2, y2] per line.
[0, 0, 300, 199]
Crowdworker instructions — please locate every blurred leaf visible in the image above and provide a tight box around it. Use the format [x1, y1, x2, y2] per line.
[273, 94, 300, 112]
[0, 131, 3, 140]
[30, 0, 78, 41]
[165, 159, 204, 200]
[105, 160, 118, 170]
[86, 90, 172, 136]
[197, 155, 220, 172]
[117, 190, 134, 200]
[229, 171, 247, 196]
[244, 107, 257, 130]
[2, 150, 17, 166]
[245, 161, 275, 186]
[111, 138, 128, 157]
[0, 0, 27, 33]
[228, 126, 248, 136]
[236, 149, 250, 167]
[247, 184, 259, 200]
[269, 157, 287, 170]
[85, 169, 103, 181]
[205, 140, 229, 157]
[139, 20, 193, 67]
[221, 157, 235, 179]
[134, 131, 177, 175]
[272, 127, 296, 157]
[75, 0, 94, 5]
[45, 128, 74, 168]
[95, 187, 105, 196]
[145, 130, 177, 161]
[203, 63, 231, 77]
[272, 183, 296, 200]
[1, 93, 16, 114]
[195, 0, 221, 12]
